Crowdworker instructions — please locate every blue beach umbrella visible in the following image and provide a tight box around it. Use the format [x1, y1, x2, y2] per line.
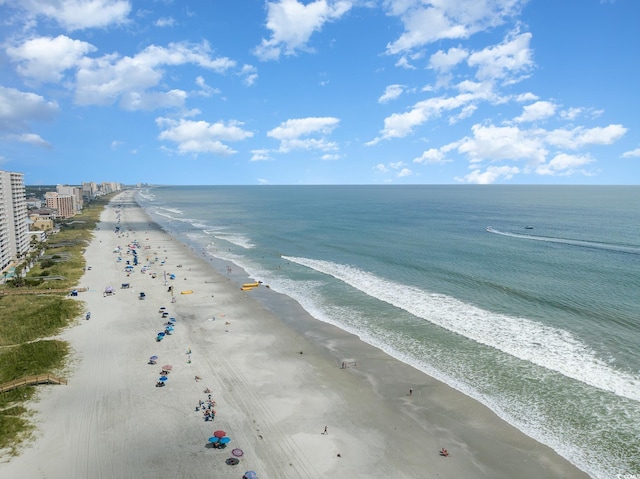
[150, 355, 158, 360]
[243, 471, 258, 479]
[169, 318, 176, 323]
[208, 436, 219, 443]
[158, 376, 168, 382]
[219, 437, 231, 444]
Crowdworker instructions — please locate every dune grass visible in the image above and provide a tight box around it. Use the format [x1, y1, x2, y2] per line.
[0, 192, 115, 456]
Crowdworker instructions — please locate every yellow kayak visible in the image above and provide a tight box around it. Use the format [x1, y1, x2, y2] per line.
[180, 290, 193, 295]
[242, 282, 260, 288]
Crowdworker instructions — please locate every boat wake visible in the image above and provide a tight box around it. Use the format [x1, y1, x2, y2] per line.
[486, 227, 640, 255]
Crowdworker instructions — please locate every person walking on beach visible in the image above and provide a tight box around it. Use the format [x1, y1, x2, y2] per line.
[322, 426, 328, 435]
[409, 388, 413, 396]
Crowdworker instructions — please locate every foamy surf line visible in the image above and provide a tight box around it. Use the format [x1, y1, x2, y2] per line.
[283, 255, 640, 402]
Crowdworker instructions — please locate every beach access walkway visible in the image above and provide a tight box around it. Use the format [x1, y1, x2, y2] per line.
[0, 375, 68, 394]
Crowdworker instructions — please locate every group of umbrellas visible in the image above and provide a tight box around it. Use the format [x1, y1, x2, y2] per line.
[156, 307, 176, 341]
[152, 309, 177, 385]
[208, 432, 257, 477]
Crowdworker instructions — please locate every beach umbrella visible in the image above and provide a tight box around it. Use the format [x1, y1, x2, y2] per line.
[219, 437, 231, 444]
[162, 365, 173, 370]
[208, 436, 219, 443]
[158, 377, 168, 382]
[225, 457, 240, 466]
[232, 448, 243, 457]
[243, 471, 258, 479]
[213, 430, 226, 438]
[169, 317, 176, 323]
[150, 355, 158, 360]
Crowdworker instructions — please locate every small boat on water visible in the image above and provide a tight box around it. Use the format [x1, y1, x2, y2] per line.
[525, 226, 534, 230]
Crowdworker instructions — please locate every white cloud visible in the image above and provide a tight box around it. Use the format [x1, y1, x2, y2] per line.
[621, 148, 640, 158]
[535, 153, 594, 176]
[156, 117, 254, 156]
[428, 47, 468, 73]
[119, 89, 187, 111]
[267, 116, 340, 152]
[74, 41, 235, 109]
[560, 107, 583, 121]
[251, 149, 272, 161]
[240, 64, 258, 86]
[7, 132, 52, 148]
[385, 0, 526, 54]
[368, 91, 483, 143]
[378, 84, 404, 103]
[468, 31, 533, 83]
[413, 148, 450, 164]
[456, 124, 546, 164]
[374, 163, 389, 173]
[0, 86, 59, 133]
[253, 0, 352, 61]
[397, 167, 412, 177]
[7, 35, 97, 83]
[194, 76, 220, 98]
[17, 0, 132, 31]
[515, 92, 538, 102]
[155, 17, 175, 27]
[545, 124, 627, 149]
[514, 100, 556, 123]
[457, 165, 520, 184]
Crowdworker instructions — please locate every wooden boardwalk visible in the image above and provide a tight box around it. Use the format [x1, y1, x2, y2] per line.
[0, 374, 68, 393]
[0, 287, 87, 296]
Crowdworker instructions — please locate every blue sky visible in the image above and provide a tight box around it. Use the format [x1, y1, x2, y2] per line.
[1, 0, 639, 185]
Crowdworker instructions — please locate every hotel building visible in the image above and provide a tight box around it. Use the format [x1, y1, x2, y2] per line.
[0, 170, 29, 272]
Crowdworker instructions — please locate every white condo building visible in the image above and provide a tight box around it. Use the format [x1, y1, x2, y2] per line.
[0, 170, 29, 272]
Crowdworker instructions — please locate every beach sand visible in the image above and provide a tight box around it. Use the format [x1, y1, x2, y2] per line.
[0, 191, 590, 479]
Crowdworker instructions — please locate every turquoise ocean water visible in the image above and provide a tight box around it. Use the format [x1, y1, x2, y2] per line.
[136, 185, 640, 479]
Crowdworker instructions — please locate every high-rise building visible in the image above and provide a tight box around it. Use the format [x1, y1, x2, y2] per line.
[0, 170, 29, 272]
[44, 192, 75, 218]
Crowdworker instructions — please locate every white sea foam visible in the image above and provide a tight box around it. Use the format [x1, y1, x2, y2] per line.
[283, 255, 640, 403]
[159, 207, 184, 215]
[213, 233, 255, 249]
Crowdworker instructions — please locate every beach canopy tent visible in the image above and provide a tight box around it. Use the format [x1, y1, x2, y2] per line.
[121, 283, 130, 289]
[139, 292, 146, 300]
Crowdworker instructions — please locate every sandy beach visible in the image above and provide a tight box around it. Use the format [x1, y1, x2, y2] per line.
[0, 191, 590, 479]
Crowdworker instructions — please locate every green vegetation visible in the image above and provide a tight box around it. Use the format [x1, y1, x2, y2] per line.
[0, 192, 115, 455]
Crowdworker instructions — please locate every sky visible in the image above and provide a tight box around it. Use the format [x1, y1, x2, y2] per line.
[1, 0, 639, 186]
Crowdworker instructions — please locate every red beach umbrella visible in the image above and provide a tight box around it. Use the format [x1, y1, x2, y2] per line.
[213, 430, 226, 438]
[162, 365, 173, 370]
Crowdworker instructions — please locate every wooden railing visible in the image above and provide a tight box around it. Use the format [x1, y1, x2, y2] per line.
[0, 374, 68, 393]
[0, 287, 87, 296]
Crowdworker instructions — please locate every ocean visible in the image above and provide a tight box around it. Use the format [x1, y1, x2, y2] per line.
[135, 185, 640, 479]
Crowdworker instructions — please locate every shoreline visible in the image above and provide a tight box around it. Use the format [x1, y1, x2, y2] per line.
[0, 191, 591, 478]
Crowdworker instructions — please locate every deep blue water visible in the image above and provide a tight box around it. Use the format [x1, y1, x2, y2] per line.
[136, 185, 640, 479]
